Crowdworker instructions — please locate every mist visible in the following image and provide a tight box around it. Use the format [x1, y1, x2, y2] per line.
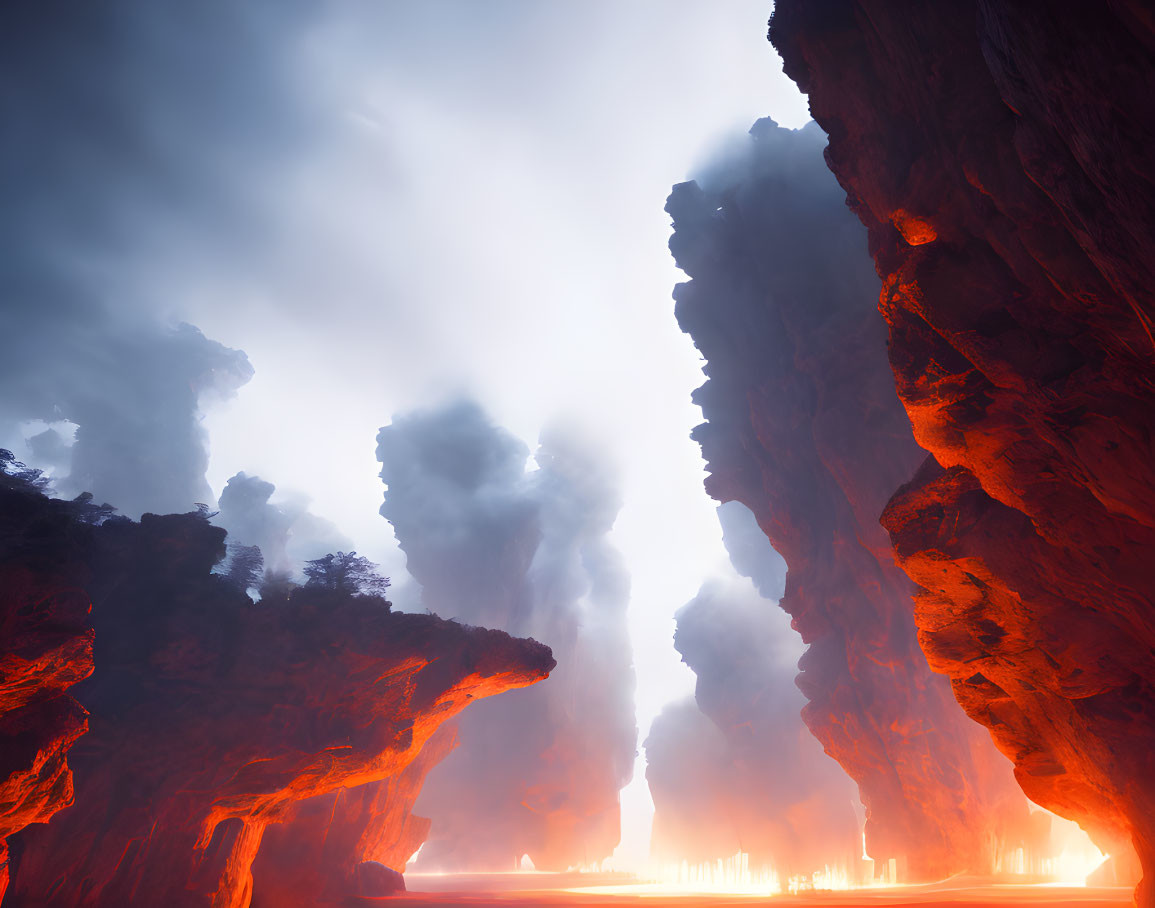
[646, 503, 860, 877]
[377, 399, 635, 870]
[668, 115, 1036, 876]
[214, 470, 353, 590]
[0, 0, 308, 518]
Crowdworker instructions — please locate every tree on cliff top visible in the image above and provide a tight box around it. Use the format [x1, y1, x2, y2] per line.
[223, 543, 265, 593]
[1, 449, 118, 524]
[0, 448, 51, 492]
[303, 551, 391, 599]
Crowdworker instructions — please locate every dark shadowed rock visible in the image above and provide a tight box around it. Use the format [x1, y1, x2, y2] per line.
[770, 1, 1155, 901]
[669, 118, 1031, 879]
[250, 724, 455, 907]
[354, 861, 405, 897]
[6, 484, 553, 908]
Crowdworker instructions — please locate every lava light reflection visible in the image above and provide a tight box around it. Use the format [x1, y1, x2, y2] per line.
[570, 852, 880, 898]
[990, 810, 1110, 886]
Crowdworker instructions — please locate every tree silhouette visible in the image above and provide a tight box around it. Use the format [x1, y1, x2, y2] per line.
[259, 568, 295, 603]
[223, 543, 264, 593]
[0, 449, 117, 524]
[303, 551, 391, 599]
[0, 448, 50, 491]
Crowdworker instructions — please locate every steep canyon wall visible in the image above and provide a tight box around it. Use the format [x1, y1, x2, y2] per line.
[670, 118, 1032, 879]
[0, 458, 96, 901]
[769, 0, 1155, 899]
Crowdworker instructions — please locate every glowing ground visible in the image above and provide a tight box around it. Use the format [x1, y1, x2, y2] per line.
[384, 874, 1133, 907]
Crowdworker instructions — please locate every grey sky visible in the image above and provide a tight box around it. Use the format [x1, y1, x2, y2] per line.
[195, 0, 807, 702]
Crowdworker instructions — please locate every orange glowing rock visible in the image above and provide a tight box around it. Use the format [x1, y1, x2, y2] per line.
[6, 501, 554, 908]
[250, 723, 459, 906]
[0, 478, 96, 903]
[890, 210, 937, 245]
[668, 119, 1032, 882]
[771, 2, 1155, 904]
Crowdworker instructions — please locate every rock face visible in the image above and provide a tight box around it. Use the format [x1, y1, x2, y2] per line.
[769, 1, 1155, 901]
[6, 486, 554, 908]
[0, 458, 97, 901]
[670, 119, 1030, 879]
[249, 724, 456, 907]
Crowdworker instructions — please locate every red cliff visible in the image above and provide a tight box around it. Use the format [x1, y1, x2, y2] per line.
[250, 724, 457, 906]
[669, 119, 1030, 880]
[0, 456, 96, 902]
[6, 495, 553, 908]
[770, 1, 1155, 901]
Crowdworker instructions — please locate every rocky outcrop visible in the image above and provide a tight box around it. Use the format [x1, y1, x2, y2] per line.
[6, 488, 553, 908]
[0, 458, 97, 902]
[670, 118, 1031, 879]
[769, 1, 1155, 901]
[249, 724, 456, 907]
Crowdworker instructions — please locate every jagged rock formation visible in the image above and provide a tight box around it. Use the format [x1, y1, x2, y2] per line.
[670, 118, 1031, 879]
[6, 484, 553, 908]
[769, 1, 1155, 901]
[0, 458, 97, 901]
[250, 724, 457, 906]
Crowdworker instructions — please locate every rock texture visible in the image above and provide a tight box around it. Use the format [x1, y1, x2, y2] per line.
[6, 486, 553, 908]
[670, 118, 1031, 879]
[0, 457, 97, 902]
[249, 724, 457, 907]
[769, 1, 1155, 901]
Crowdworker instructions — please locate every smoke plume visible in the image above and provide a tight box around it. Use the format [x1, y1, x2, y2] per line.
[376, 399, 636, 870]
[646, 504, 860, 878]
[0, 1, 324, 517]
[215, 471, 351, 583]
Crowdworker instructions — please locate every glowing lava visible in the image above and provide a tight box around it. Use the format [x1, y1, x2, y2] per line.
[661, 854, 863, 895]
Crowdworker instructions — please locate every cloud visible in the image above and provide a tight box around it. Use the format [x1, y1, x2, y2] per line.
[377, 399, 635, 870]
[214, 470, 351, 581]
[1, 1, 814, 865]
[0, 316, 251, 519]
[717, 499, 787, 601]
[0, 0, 319, 516]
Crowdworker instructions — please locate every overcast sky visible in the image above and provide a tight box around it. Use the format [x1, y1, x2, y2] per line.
[7, 0, 810, 867]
